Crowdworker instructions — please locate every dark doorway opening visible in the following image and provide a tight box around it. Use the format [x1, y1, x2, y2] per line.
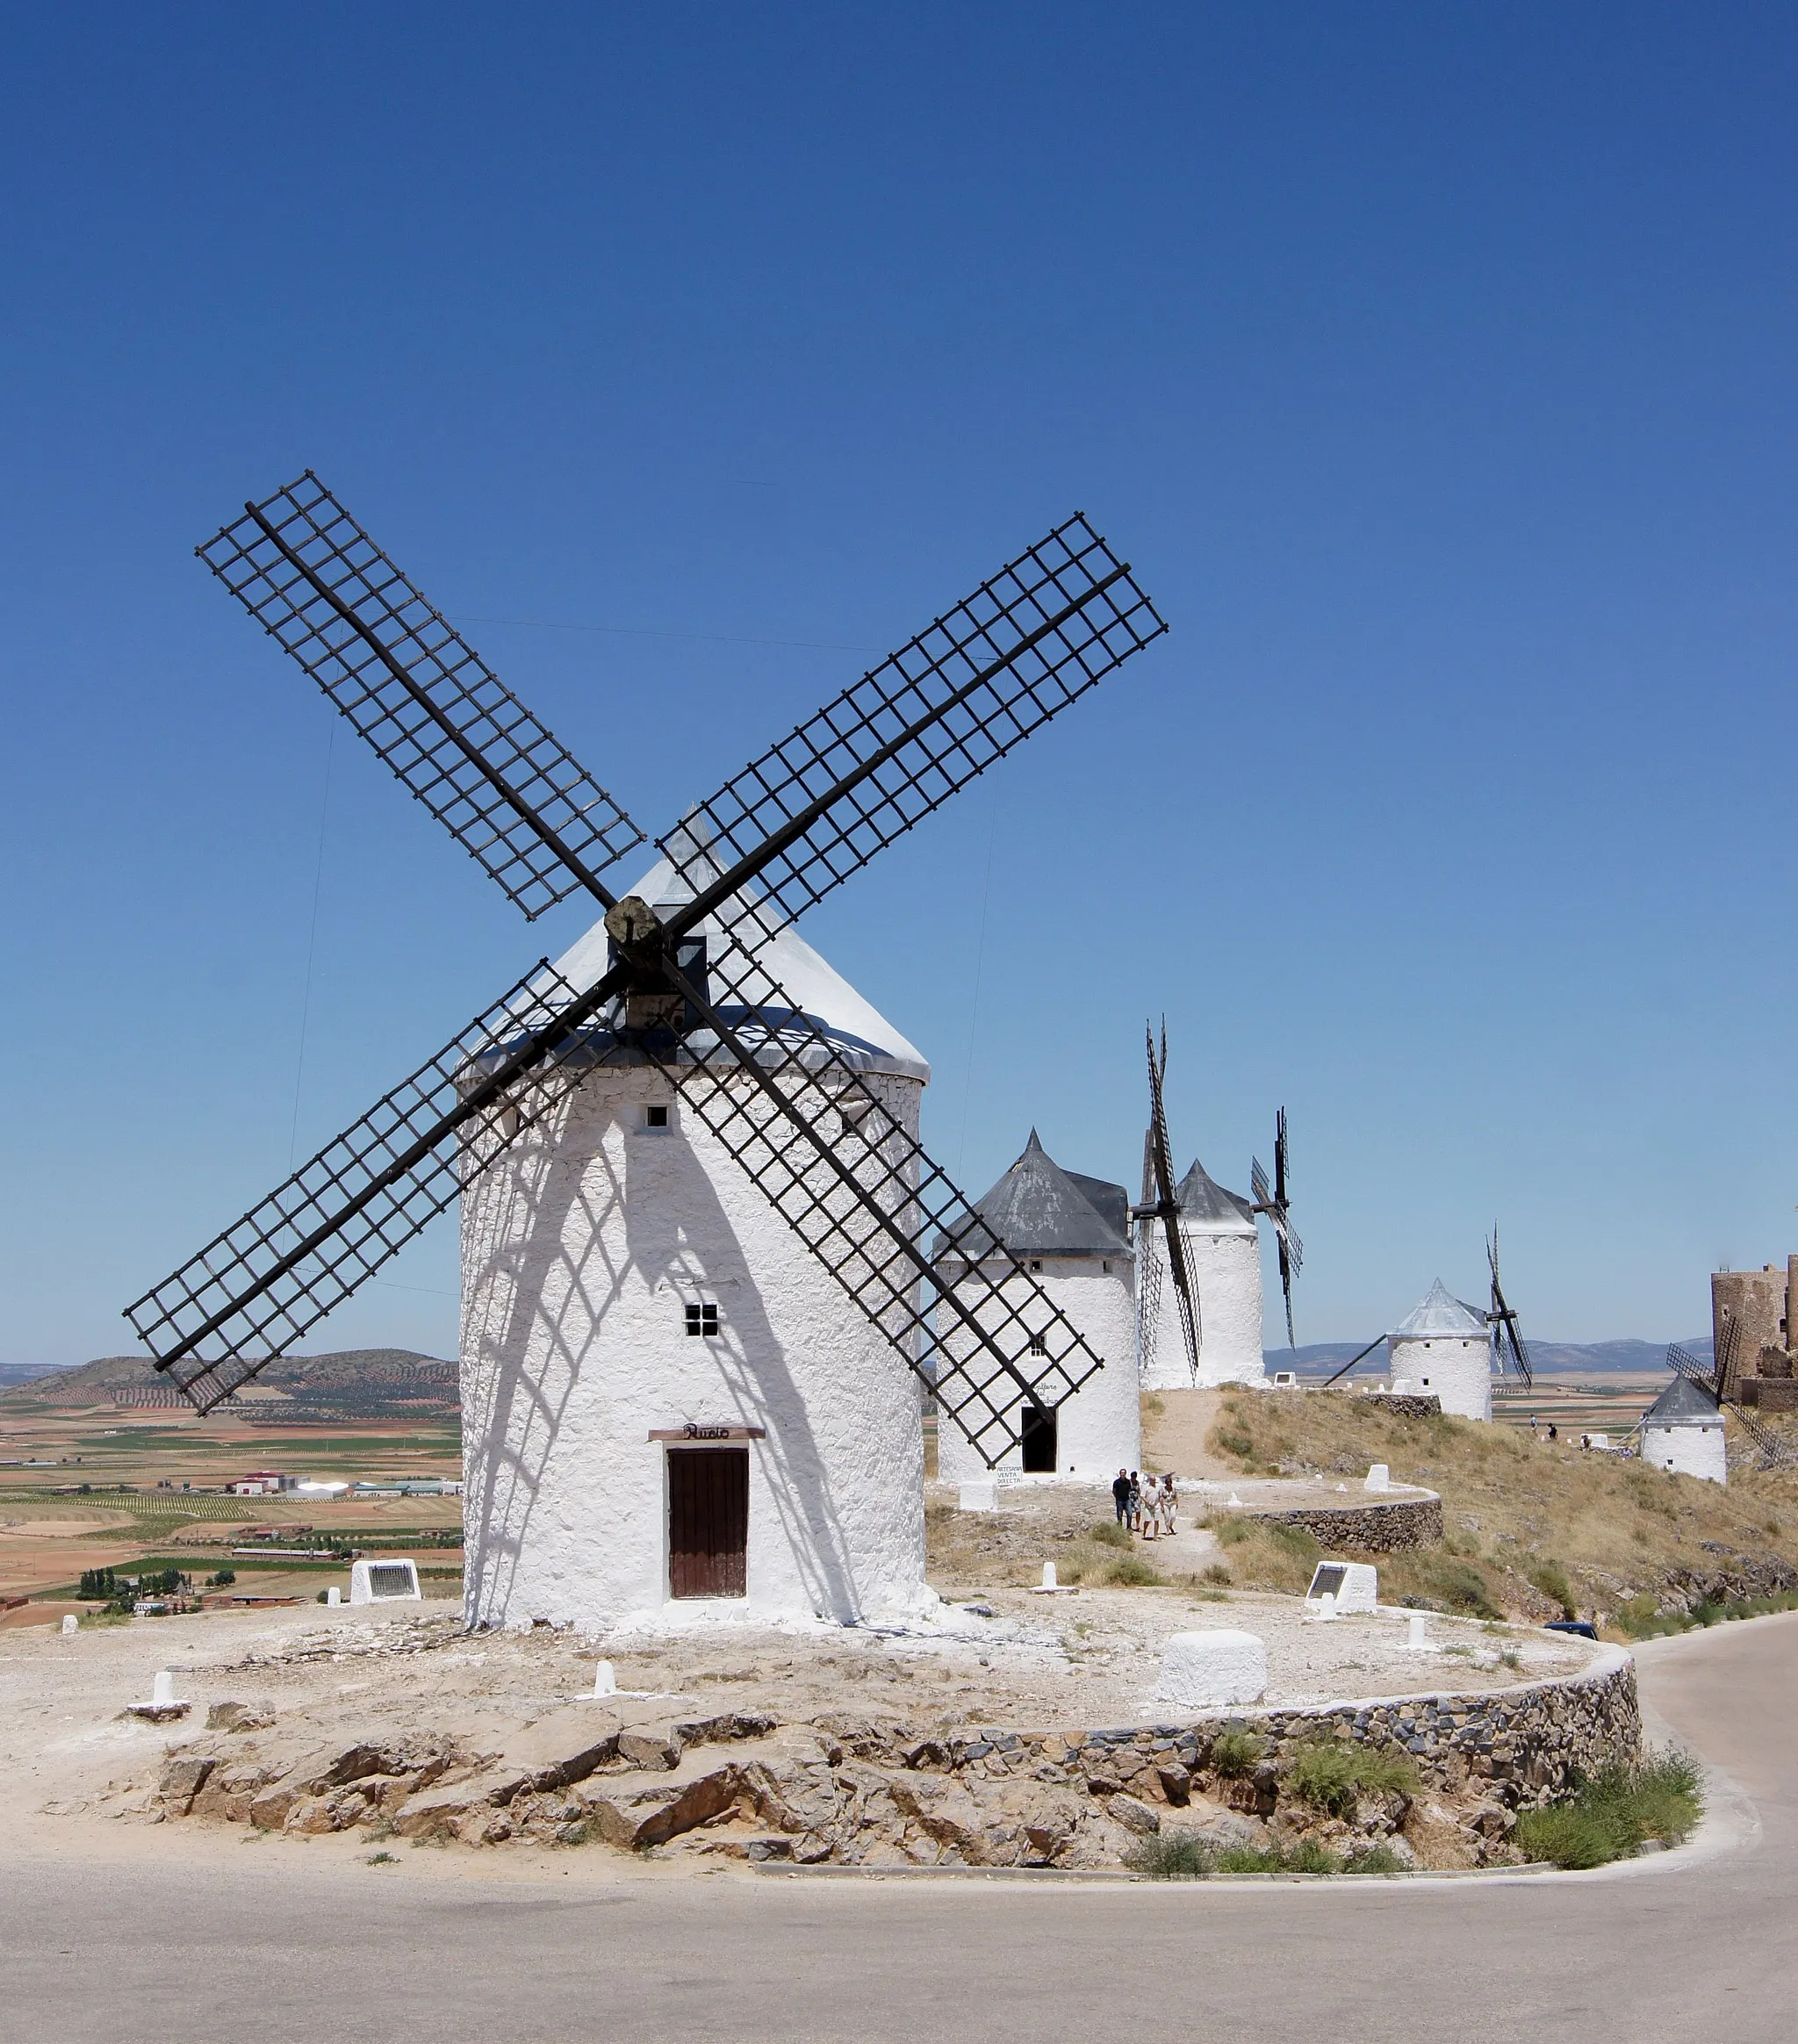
[1020, 1404, 1057, 1473]
[667, 1447, 749, 1598]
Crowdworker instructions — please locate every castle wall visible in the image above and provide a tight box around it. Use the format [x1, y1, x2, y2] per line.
[459, 1065, 930, 1632]
[935, 1254, 1140, 1483]
[1712, 1267, 1788, 1399]
[1139, 1226, 1265, 1391]
[1387, 1332, 1492, 1421]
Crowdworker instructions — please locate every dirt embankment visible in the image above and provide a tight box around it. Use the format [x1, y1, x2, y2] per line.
[1165, 1387, 1798, 1630]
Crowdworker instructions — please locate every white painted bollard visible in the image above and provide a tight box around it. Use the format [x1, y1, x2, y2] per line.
[1041, 1563, 1058, 1591]
[1226, 1493, 1245, 1508]
[958, 1479, 999, 1513]
[1314, 1590, 1339, 1622]
[1365, 1463, 1391, 1493]
[592, 1660, 617, 1698]
[1154, 1630, 1268, 1709]
[152, 1669, 176, 1707]
[61, 1614, 77, 1637]
[326, 1586, 342, 1607]
[1407, 1610, 1428, 1650]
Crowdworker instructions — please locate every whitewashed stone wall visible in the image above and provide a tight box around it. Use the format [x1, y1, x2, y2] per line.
[936, 1253, 1140, 1483]
[1139, 1226, 1265, 1390]
[1387, 1333, 1492, 1421]
[459, 1063, 931, 1632]
[1643, 1420, 1728, 1485]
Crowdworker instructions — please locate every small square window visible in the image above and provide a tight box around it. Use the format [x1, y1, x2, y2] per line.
[645, 1104, 670, 1130]
[1029, 1259, 1043, 1273]
[1028, 1333, 1046, 1356]
[685, 1302, 719, 1337]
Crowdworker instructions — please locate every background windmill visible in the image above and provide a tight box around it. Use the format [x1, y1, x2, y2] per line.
[1133, 1026, 1270, 1389]
[1485, 1225, 1533, 1397]
[123, 473, 1167, 1609]
[1663, 1328, 1794, 1470]
[1250, 1108, 1302, 1352]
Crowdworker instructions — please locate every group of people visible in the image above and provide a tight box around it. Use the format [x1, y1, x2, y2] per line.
[1111, 1468, 1179, 1539]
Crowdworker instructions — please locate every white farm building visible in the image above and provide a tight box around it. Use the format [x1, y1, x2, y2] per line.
[1137, 1160, 1267, 1390]
[933, 1132, 1140, 1486]
[1640, 1374, 1728, 1485]
[1386, 1280, 1493, 1421]
[458, 844, 936, 1633]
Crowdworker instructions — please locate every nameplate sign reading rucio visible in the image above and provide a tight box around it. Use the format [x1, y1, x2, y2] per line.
[648, 1424, 767, 1443]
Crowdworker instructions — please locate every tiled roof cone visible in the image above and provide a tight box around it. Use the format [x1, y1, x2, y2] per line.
[1392, 1278, 1490, 1340]
[1643, 1373, 1723, 1426]
[1174, 1158, 1258, 1233]
[936, 1129, 1131, 1261]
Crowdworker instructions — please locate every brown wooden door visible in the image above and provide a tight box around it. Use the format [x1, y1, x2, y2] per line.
[667, 1447, 749, 1599]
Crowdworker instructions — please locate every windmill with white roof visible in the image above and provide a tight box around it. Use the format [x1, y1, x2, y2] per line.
[123, 474, 1166, 1629]
[1385, 1280, 1494, 1420]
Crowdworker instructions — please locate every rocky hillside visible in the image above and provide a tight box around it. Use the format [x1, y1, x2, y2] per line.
[0, 1349, 457, 1421]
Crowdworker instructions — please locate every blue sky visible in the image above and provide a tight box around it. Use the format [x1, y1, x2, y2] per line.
[2, 4, 1794, 1364]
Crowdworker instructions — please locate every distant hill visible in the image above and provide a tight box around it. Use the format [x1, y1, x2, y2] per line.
[0, 1362, 76, 1391]
[0, 1349, 458, 1421]
[1279, 1337, 1708, 1382]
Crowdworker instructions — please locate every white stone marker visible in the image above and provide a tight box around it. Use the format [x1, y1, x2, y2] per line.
[592, 1659, 617, 1698]
[1313, 1590, 1339, 1622]
[958, 1479, 1000, 1513]
[349, 1558, 422, 1605]
[61, 1614, 78, 1637]
[1406, 1611, 1428, 1650]
[1365, 1464, 1391, 1492]
[326, 1586, 342, 1607]
[1154, 1630, 1268, 1709]
[152, 1669, 176, 1706]
[1305, 1561, 1379, 1615]
[1041, 1562, 1058, 1590]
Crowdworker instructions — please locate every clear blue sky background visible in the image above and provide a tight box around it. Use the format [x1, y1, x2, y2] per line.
[2, 4, 1793, 1365]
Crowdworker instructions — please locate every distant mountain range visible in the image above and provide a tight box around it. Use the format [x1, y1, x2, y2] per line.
[0, 1349, 457, 1419]
[2, 1336, 1704, 1400]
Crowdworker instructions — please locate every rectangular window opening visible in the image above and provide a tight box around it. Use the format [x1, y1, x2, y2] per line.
[645, 1103, 670, 1130]
[685, 1301, 720, 1338]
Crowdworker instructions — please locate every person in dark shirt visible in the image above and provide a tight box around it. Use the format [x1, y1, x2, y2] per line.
[1111, 1469, 1131, 1524]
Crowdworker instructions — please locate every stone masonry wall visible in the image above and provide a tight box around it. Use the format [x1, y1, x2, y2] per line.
[1253, 1494, 1443, 1553]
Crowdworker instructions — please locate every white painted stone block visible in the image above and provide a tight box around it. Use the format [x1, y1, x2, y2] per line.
[152, 1669, 176, 1707]
[1041, 1563, 1058, 1590]
[349, 1558, 421, 1605]
[1365, 1464, 1391, 1492]
[1154, 1630, 1268, 1709]
[1406, 1610, 1428, 1650]
[592, 1659, 616, 1697]
[61, 1614, 77, 1637]
[1305, 1561, 1378, 1614]
[958, 1479, 999, 1513]
[326, 1586, 342, 1607]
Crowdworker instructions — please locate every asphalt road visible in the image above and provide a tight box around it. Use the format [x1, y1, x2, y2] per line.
[4, 1615, 1793, 2043]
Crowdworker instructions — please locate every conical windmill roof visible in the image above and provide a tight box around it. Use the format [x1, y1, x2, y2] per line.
[1392, 1279, 1489, 1340]
[1643, 1373, 1723, 1427]
[1174, 1159, 1258, 1236]
[543, 823, 928, 1082]
[934, 1130, 1131, 1262]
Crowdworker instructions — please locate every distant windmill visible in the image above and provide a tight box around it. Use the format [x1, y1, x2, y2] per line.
[1665, 1328, 1794, 1471]
[1485, 1226, 1533, 1395]
[1250, 1109, 1303, 1351]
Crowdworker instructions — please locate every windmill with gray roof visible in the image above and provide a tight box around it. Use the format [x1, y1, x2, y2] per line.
[1134, 1026, 1272, 1391]
[934, 1131, 1140, 1483]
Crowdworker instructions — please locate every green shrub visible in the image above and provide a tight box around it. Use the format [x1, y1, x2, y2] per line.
[1123, 1831, 1212, 1879]
[1268, 1522, 1320, 1560]
[1215, 1429, 1255, 1460]
[1213, 1838, 1341, 1875]
[1208, 1728, 1264, 1778]
[1102, 1554, 1164, 1587]
[1202, 1563, 1232, 1586]
[1526, 1558, 1574, 1617]
[1216, 1518, 1252, 1548]
[1341, 1842, 1406, 1875]
[1088, 1519, 1132, 1550]
[1514, 1750, 1702, 1868]
[1284, 1739, 1418, 1817]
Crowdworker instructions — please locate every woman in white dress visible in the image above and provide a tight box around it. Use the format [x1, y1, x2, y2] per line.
[1161, 1474, 1178, 1537]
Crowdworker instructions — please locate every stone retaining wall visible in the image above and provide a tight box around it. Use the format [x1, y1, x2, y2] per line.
[1252, 1494, 1443, 1553]
[1359, 1393, 1442, 1419]
[924, 1644, 1638, 1814]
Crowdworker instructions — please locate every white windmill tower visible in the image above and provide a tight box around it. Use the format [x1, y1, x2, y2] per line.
[124, 475, 1166, 1630]
[1385, 1280, 1493, 1420]
[934, 1131, 1140, 1486]
[1133, 1029, 1298, 1391]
